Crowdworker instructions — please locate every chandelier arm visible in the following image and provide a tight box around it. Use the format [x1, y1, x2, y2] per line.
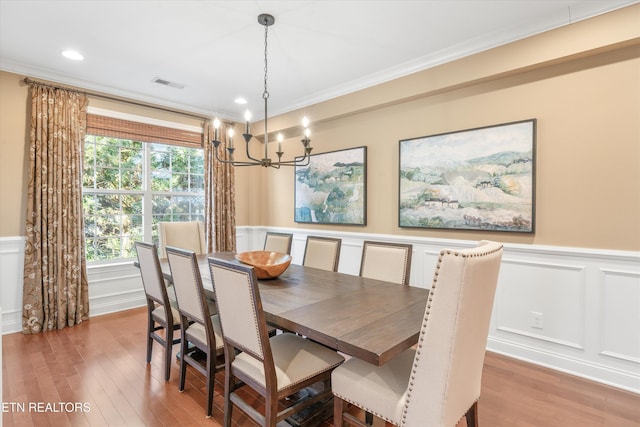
[213, 145, 229, 163]
[212, 145, 257, 166]
[274, 156, 308, 165]
[274, 151, 312, 166]
[213, 148, 241, 165]
[232, 162, 274, 167]
[271, 144, 312, 165]
[270, 157, 310, 167]
[273, 159, 310, 166]
[243, 139, 265, 163]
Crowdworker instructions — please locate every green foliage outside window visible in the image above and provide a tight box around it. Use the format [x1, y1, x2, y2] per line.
[83, 135, 204, 262]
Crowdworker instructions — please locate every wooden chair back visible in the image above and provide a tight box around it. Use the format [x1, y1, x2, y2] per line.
[166, 246, 221, 417]
[158, 220, 206, 258]
[207, 258, 272, 362]
[302, 236, 342, 271]
[134, 241, 180, 381]
[263, 232, 293, 254]
[135, 241, 171, 307]
[165, 246, 211, 326]
[359, 241, 412, 285]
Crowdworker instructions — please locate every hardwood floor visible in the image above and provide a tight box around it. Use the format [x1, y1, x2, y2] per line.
[3, 307, 638, 426]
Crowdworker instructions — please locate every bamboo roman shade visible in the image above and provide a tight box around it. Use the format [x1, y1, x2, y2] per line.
[87, 114, 203, 147]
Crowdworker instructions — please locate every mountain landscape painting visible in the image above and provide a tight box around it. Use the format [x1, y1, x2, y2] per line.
[295, 146, 366, 225]
[399, 120, 535, 232]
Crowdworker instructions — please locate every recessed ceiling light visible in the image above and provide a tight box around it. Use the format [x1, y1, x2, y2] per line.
[234, 97, 247, 105]
[62, 50, 84, 61]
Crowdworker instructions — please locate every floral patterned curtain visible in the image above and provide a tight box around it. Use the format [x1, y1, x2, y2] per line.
[203, 120, 236, 252]
[22, 83, 90, 334]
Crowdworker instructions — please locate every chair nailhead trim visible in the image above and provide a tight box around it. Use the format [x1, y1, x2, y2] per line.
[214, 263, 264, 360]
[399, 242, 503, 425]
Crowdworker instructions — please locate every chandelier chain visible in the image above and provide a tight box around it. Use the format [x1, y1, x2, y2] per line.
[263, 20, 269, 100]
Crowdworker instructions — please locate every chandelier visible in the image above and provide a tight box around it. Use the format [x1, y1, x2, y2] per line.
[210, 13, 313, 168]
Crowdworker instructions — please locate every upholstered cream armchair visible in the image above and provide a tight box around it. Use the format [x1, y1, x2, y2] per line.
[332, 241, 504, 427]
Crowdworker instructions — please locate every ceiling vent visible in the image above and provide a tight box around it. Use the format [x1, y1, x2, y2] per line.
[152, 77, 185, 89]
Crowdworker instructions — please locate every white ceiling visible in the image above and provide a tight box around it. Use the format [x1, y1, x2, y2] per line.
[1, 0, 637, 121]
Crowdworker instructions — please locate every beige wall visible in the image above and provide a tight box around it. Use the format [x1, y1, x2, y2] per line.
[2, 5, 639, 251]
[242, 6, 640, 251]
[0, 71, 29, 237]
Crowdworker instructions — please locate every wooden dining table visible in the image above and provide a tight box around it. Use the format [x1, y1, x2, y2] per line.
[157, 252, 430, 366]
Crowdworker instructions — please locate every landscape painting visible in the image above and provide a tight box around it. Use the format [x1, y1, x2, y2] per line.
[399, 119, 535, 232]
[295, 146, 366, 225]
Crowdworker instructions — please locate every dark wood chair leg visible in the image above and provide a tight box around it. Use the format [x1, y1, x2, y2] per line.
[178, 333, 187, 392]
[223, 366, 233, 427]
[465, 401, 479, 427]
[265, 393, 278, 427]
[164, 327, 172, 381]
[146, 307, 154, 363]
[365, 411, 373, 426]
[206, 353, 214, 418]
[333, 396, 344, 427]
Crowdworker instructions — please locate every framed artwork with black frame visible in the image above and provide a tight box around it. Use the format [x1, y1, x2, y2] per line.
[399, 119, 536, 232]
[295, 146, 367, 225]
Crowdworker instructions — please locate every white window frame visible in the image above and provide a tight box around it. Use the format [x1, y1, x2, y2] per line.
[83, 108, 204, 264]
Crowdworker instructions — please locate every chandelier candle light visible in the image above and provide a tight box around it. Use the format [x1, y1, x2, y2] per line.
[210, 13, 313, 168]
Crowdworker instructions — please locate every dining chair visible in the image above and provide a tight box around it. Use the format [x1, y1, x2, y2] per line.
[302, 235, 342, 271]
[207, 257, 345, 427]
[134, 241, 181, 381]
[165, 246, 224, 418]
[263, 231, 293, 254]
[158, 220, 206, 258]
[332, 241, 504, 427]
[359, 240, 413, 285]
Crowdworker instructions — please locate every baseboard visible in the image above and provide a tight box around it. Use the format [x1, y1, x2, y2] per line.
[487, 337, 640, 394]
[2, 290, 147, 335]
[1, 308, 22, 335]
[88, 289, 146, 318]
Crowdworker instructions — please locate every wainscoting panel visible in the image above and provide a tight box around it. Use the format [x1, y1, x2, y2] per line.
[86, 261, 146, 317]
[599, 268, 640, 364]
[0, 237, 25, 334]
[495, 258, 586, 350]
[417, 249, 443, 290]
[2, 231, 639, 393]
[337, 239, 367, 276]
[235, 227, 250, 253]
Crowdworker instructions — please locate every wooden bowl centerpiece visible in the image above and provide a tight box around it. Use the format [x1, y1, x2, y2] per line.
[235, 250, 292, 279]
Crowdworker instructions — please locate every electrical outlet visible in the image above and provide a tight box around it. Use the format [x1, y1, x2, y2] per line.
[531, 312, 544, 329]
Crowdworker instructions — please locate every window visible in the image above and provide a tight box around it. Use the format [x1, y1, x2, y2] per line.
[83, 135, 204, 262]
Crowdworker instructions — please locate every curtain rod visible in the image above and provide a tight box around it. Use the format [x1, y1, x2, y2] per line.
[23, 77, 214, 122]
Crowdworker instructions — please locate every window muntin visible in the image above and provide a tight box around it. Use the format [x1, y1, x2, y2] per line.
[83, 135, 204, 262]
